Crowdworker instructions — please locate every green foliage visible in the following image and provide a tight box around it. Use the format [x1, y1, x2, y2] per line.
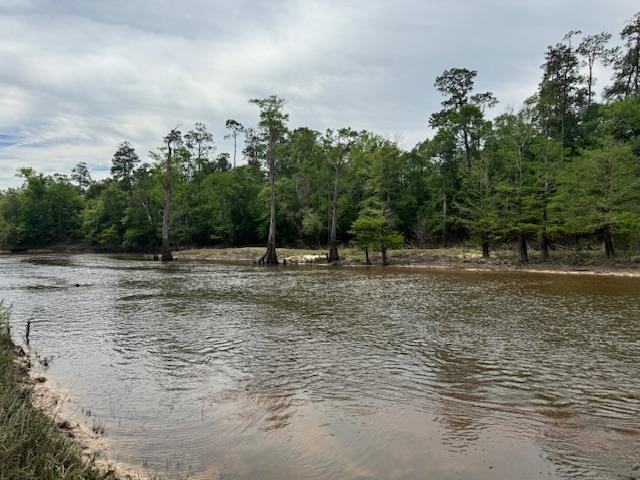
[82, 182, 129, 249]
[0, 171, 84, 248]
[607, 12, 640, 99]
[553, 139, 640, 241]
[2, 12, 640, 261]
[604, 95, 640, 145]
[537, 33, 585, 151]
[456, 150, 501, 247]
[110, 141, 139, 193]
[349, 204, 404, 264]
[71, 162, 93, 193]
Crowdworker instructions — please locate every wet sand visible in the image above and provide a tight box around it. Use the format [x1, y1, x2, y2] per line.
[14, 347, 147, 480]
[175, 246, 640, 278]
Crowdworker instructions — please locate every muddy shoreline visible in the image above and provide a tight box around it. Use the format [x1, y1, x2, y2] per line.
[174, 247, 640, 278]
[12, 344, 149, 480]
[4, 246, 640, 278]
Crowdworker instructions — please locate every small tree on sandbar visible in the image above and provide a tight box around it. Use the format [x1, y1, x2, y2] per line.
[349, 204, 404, 266]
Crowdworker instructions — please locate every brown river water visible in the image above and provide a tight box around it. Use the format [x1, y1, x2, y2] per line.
[0, 253, 639, 479]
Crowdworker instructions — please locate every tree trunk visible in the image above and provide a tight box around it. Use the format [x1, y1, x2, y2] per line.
[603, 227, 615, 259]
[541, 229, 550, 262]
[463, 126, 471, 170]
[587, 64, 593, 107]
[481, 236, 490, 259]
[441, 193, 447, 248]
[161, 146, 173, 262]
[233, 134, 237, 169]
[364, 246, 371, 265]
[263, 150, 278, 265]
[541, 203, 550, 262]
[381, 245, 389, 266]
[328, 164, 340, 263]
[518, 232, 528, 264]
[328, 243, 339, 264]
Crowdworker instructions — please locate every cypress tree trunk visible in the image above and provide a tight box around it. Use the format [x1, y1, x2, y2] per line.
[603, 227, 615, 259]
[263, 148, 278, 265]
[518, 232, 529, 264]
[328, 164, 340, 263]
[541, 230, 550, 262]
[364, 246, 371, 265]
[161, 145, 173, 262]
[381, 245, 389, 266]
[481, 236, 490, 259]
[540, 207, 550, 262]
[463, 129, 471, 170]
[441, 193, 447, 248]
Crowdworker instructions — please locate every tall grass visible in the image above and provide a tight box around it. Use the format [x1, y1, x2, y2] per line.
[0, 302, 117, 480]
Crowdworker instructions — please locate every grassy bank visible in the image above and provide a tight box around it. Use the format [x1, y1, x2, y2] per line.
[175, 246, 640, 276]
[0, 303, 116, 480]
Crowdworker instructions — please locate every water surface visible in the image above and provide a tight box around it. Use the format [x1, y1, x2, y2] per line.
[0, 254, 638, 479]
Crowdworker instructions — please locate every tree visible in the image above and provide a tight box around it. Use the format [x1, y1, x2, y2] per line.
[605, 95, 640, 144]
[82, 182, 128, 249]
[430, 68, 497, 170]
[197, 165, 264, 246]
[225, 119, 245, 168]
[71, 161, 92, 193]
[530, 135, 563, 261]
[324, 128, 360, 263]
[425, 128, 463, 248]
[537, 32, 585, 155]
[249, 96, 289, 265]
[214, 153, 232, 172]
[577, 32, 616, 106]
[0, 190, 20, 248]
[349, 204, 404, 266]
[111, 142, 140, 194]
[607, 11, 640, 99]
[123, 163, 161, 251]
[456, 148, 501, 259]
[491, 111, 538, 264]
[9, 170, 84, 247]
[160, 128, 183, 262]
[184, 122, 215, 179]
[554, 139, 640, 258]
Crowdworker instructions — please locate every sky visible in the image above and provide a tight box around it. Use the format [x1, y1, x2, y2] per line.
[0, 0, 638, 188]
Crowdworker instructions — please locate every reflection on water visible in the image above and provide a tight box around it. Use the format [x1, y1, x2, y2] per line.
[1, 254, 639, 479]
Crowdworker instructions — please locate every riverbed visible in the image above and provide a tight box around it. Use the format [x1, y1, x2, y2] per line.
[0, 253, 638, 479]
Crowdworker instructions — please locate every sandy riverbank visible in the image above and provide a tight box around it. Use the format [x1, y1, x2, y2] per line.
[11, 345, 155, 480]
[174, 246, 640, 278]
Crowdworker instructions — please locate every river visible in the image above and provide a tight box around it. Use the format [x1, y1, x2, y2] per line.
[0, 253, 638, 479]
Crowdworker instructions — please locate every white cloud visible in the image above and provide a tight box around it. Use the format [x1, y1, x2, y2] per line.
[0, 0, 638, 187]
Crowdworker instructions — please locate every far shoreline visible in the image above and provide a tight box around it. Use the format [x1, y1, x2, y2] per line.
[2, 245, 640, 279]
[175, 246, 640, 279]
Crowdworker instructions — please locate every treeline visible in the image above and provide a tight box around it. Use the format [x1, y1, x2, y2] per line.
[1, 12, 640, 264]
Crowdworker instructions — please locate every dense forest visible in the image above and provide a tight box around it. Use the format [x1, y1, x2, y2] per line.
[1, 12, 640, 264]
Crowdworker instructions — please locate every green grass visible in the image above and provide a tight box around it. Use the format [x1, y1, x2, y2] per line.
[0, 302, 117, 480]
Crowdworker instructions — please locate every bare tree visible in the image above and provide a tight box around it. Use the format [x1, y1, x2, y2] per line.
[225, 119, 245, 168]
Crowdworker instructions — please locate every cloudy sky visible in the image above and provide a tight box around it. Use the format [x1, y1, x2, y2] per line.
[0, 0, 637, 188]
